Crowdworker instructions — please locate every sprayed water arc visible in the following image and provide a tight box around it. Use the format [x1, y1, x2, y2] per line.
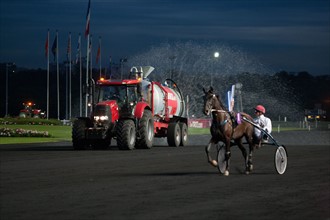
[126, 42, 302, 120]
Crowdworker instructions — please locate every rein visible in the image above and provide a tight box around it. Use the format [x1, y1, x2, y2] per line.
[211, 109, 227, 113]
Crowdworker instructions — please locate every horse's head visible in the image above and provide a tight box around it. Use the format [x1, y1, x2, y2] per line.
[203, 87, 216, 116]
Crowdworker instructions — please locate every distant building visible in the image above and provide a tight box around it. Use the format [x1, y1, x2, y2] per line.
[305, 104, 327, 121]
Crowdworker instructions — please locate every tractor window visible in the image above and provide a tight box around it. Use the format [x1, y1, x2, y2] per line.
[127, 86, 138, 103]
[99, 86, 126, 104]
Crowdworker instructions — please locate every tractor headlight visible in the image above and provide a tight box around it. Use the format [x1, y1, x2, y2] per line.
[93, 105, 111, 125]
[94, 115, 109, 121]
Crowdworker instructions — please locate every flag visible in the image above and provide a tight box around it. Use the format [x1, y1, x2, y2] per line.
[96, 43, 100, 64]
[51, 35, 57, 61]
[75, 34, 81, 64]
[85, 0, 91, 37]
[45, 32, 49, 58]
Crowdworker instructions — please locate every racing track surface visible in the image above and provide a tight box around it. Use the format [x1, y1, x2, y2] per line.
[1, 131, 329, 220]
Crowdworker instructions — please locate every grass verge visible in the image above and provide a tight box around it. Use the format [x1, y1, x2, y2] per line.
[0, 125, 71, 144]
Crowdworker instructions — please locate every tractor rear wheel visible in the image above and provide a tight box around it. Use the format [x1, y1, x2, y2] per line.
[136, 109, 154, 149]
[116, 119, 136, 150]
[72, 119, 88, 150]
[167, 122, 181, 147]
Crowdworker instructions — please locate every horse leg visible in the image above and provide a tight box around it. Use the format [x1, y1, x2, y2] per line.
[246, 135, 254, 173]
[224, 138, 231, 176]
[235, 138, 250, 174]
[205, 139, 218, 167]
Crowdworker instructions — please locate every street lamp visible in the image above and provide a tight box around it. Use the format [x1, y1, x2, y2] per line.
[5, 62, 15, 117]
[212, 52, 220, 87]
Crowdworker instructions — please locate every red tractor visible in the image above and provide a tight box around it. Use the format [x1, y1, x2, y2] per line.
[19, 102, 46, 118]
[72, 66, 188, 150]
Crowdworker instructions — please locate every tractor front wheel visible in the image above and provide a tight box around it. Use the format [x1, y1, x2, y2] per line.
[72, 119, 88, 150]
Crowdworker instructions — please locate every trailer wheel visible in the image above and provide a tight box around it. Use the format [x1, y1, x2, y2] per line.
[72, 119, 88, 150]
[167, 122, 181, 147]
[179, 122, 188, 146]
[136, 109, 154, 149]
[117, 119, 136, 150]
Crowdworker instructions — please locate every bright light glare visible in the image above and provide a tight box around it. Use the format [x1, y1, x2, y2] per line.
[214, 52, 220, 58]
[94, 116, 109, 121]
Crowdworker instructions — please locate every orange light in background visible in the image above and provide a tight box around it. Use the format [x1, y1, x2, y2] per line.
[100, 77, 105, 81]
[28, 102, 32, 106]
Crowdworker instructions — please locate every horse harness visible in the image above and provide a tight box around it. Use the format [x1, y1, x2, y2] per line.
[211, 109, 238, 139]
[211, 109, 231, 126]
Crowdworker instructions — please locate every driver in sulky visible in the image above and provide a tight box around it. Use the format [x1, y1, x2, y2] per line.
[253, 105, 272, 148]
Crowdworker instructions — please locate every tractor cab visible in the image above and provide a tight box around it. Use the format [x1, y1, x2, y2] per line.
[97, 82, 139, 111]
[94, 76, 143, 121]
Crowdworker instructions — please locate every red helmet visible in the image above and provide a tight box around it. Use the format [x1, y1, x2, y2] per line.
[254, 105, 266, 114]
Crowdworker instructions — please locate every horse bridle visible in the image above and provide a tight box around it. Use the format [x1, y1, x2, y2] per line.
[206, 94, 231, 125]
[205, 94, 217, 116]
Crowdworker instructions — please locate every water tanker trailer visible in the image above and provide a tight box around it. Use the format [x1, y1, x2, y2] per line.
[72, 66, 188, 150]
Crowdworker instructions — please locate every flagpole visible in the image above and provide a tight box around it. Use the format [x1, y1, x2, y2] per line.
[89, 36, 93, 109]
[89, 35, 93, 110]
[65, 56, 68, 119]
[90, 35, 93, 81]
[69, 32, 72, 119]
[46, 29, 50, 120]
[78, 34, 82, 117]
[99, 36, 102, 78]
[85, 0, 91, 117]
[56, 30, 60, 120]
[85, 33, 89, 117]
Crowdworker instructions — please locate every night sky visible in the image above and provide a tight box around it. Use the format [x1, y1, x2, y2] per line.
[1, 0, 329, 75]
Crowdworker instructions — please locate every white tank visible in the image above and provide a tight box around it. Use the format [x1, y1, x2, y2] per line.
[144, 81, 185, 118]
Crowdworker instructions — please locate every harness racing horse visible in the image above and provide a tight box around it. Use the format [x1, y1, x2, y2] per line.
[203, 87, 255, 176]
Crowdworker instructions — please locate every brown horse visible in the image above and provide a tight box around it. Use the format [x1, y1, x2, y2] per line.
[203, 87, 255, 176]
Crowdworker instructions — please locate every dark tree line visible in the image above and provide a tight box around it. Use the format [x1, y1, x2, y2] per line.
[274, 71, 330, 111]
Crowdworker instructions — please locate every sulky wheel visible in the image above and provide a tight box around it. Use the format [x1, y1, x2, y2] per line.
[274, 145, 288, 174]
[217, 144, 229, 174]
